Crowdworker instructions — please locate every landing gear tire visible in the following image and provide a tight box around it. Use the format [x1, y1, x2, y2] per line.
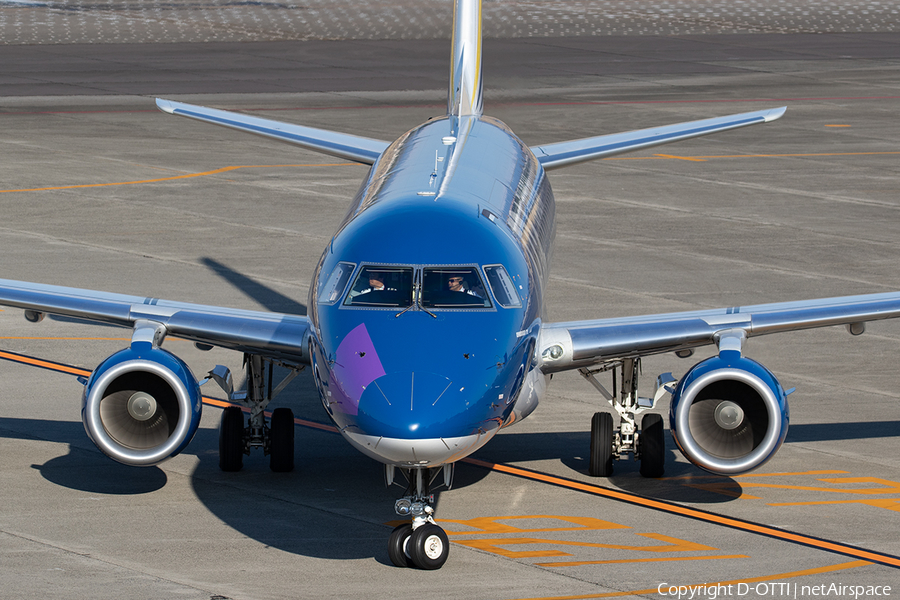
[388, 523, 414, 568]
[219, 406, 244, 472]
[589, 411, 614, 477]
[269, 407, 295, 473]
[409, 524, 449, 570]
[639, 413, 665, 478]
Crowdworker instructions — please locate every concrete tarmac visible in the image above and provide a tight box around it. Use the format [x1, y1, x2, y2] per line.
[1, 5, 900, 600]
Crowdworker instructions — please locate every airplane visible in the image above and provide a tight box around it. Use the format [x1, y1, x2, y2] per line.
[3, 0, 900, 571]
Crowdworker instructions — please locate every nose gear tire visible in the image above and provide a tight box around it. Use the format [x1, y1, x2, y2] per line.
[409, 524, 449, 570]
[388, 523, 415, 568]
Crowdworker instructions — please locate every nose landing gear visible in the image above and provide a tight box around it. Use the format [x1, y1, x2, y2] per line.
[387, 465, 453, 569]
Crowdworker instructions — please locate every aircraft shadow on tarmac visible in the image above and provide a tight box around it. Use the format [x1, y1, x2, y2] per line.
[201, 257, 308, 315]
[0, 418, 170, 494]
[9, 411, 900, 562]
[472, 419, 900, 504]
[2, 413, 445, 562]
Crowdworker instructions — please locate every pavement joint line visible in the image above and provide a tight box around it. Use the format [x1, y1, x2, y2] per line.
[0, 163, 358, 193]
[506, 559, 872, 600]
[1, 152, 897, 195]
[5, 95, 900, 117]
[3, 347, 899, 570]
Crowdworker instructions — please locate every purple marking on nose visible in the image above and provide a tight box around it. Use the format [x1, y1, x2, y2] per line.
[330, 323, 387, 416]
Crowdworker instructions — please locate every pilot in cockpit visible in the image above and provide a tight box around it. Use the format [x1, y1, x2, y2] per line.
[353, 270, 394, 297]
[447, 275, 482, 298]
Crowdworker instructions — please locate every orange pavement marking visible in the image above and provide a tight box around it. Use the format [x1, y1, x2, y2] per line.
[0, 163, 357, 193]
[461, 458, 900, 569]
[534, 554, 748, 567]
[508, 560, 871, 600]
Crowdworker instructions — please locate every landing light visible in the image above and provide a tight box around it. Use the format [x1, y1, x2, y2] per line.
[543, 345, 564, 360]
[395, 498, 412, 516]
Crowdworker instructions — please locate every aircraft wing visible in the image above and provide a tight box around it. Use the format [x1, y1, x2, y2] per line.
[0, 279, 310, 364]
[531, 107, 786, 170]
[539, 291, 900, 373]
[155, 99, 391, 165]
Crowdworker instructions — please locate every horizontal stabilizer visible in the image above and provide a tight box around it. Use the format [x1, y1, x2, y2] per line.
[156, 99, 391, 165]
[532, 107, 786, 170]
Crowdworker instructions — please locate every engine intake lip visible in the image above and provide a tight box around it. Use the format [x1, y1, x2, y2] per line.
[673, 367, 783, 475]
[84, 359, 196, 466]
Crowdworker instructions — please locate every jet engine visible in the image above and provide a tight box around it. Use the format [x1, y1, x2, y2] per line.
[81, 346, 202, 466]
[669, 354, 789, 475]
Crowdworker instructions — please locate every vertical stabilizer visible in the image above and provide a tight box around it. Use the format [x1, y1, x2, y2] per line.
[448, 0, 483, 117]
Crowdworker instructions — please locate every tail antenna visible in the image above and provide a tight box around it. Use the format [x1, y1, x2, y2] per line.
[448, 0, 483, 118]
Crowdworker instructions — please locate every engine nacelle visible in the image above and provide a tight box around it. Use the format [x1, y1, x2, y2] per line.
[669, 354, 789, 475]
[82, 346, 202, 466]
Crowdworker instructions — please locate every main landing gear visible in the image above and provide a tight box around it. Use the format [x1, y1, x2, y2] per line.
[386, 464, 454, 569]
[580, 357, 671, 478]
[206, 354, 303, 472]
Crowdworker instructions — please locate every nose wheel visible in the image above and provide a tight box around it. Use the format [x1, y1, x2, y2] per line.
[408, 524, 449, 569]
[388, 524, 414, 568]
[388, 466, 451, 569]
[389, 519, 450, 570]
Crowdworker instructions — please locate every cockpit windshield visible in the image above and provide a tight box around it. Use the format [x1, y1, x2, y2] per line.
[343, 266, 414, 308]
[421, 267, 491, 309]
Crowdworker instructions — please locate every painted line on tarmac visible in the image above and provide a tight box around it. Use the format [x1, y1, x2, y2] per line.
[608, 151, 900, 161]
[2, 348, 897, 570]
[509, 559, 871, 600]
[6, 95, 900, 117]
[533, 553, 746, 567]
[0, 349, 91, 377]
[0, 163, 358, 194]
[463, 457, 900, 570]
[0, 348, 340, 433]
[1, 152, 896, 194]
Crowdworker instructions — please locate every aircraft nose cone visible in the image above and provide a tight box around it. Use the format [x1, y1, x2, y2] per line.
[357, 371, 462, 438]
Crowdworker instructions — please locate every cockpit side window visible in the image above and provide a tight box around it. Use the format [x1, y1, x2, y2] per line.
[421, 267, 491, 309]
[483, 265, 522, 308]
[318, 262, 356, 305]
[343, 265, 414, 308]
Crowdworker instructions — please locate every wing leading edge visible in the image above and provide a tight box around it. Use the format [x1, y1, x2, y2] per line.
[0, 279, 310, 363]
[532, 107, 786, 170]
[155, 99, 391, 165]
[539, 291, 900, 373]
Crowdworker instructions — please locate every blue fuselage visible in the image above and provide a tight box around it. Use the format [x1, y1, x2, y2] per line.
[307, 114, 556, 467]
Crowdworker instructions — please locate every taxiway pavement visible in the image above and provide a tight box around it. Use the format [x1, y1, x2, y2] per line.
[1, 8, 899, 600]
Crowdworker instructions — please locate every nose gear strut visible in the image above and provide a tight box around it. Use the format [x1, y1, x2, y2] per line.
[387, 465, 452, 569]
